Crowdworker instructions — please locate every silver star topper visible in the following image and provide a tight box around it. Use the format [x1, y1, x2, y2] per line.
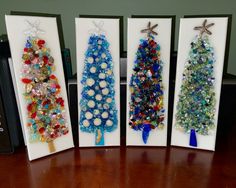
[89, 21, 106, 35]
[24, 20, 45, 37]
[194, 19, 214, 37]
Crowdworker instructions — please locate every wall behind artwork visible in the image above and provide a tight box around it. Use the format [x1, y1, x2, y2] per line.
[0, 0, 235, 75]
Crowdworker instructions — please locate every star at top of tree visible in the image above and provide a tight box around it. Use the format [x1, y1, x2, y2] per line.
[194, 19, 214, 36]
[88, 21, 106, 35]
[24, 20, 45, 37]
[141, 22, 158, 36]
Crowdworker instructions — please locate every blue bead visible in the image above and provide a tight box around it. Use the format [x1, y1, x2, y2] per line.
[189, 129, 197, 147]
[142, 124, 151, 144]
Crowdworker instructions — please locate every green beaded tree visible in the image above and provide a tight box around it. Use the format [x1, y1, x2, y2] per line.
[175, 19, 216, 147]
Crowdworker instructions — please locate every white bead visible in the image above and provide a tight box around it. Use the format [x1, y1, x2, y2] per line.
[90, 67, 96, 73]
[102, 111, 109, 119]
[106, 98, 112, 103]
[83, 120, 90, 127]
[102, 88, 109, 95]
[99, 73, 106, 79]
[94, 109, 100, 115]
[86, 78, 95, 86]
[95, 94, 102, 101]
[106, 120, 113, 126]
[101, 53, 106, 58]
[98, 40, 102, 45]
[101, 63, 107, 69]
[94, 118, 101, 126]
[107, 70, 112, 75]
[87, 89, 95, 96]
[103, 103, 109, 109]
[87, 57, 94, 64]
[95, 57, 99, 62]
[99, 80, 107, 88]
[85, 112, 93, 119]
[88, 100, 95, 108]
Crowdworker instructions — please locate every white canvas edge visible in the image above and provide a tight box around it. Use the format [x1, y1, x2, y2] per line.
[171, 17, 228, 151]
[76, 18, 120, 147]
[126, 18, 172, 146]
[5, 15, 74, 160]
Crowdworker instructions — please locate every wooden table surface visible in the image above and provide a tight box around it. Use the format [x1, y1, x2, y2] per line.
[1, 85, 236, 188]
[0, 135, 236, 188]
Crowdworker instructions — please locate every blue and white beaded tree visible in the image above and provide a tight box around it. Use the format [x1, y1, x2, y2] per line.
[129, 22, 165, 144]
[79, 21, 118, 146]
[176, 19, 216, 147]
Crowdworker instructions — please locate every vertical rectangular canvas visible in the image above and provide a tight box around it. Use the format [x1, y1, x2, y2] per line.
[126, 18, 172, 146]
[171, 17, 228, 151]
[5, 15, 74, 160]
[76, 18, 120, 147]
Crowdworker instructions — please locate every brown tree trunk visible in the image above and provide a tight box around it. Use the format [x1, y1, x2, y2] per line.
[48, 140, 56, 153]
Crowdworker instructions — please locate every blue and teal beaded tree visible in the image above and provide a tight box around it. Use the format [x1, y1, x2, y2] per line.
[129, 22, 165, 144]
[176, 19, 216, 147]
[79, 22, 117, 146]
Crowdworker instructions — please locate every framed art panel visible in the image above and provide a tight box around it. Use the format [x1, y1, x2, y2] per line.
[5, 15, 74, 160]
[126, 18, 172, 146]
[76, 18, 120, 147]
[171, 17, 228, 151]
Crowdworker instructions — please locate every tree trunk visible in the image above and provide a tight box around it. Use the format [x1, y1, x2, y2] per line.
[48, 140, 56, 153]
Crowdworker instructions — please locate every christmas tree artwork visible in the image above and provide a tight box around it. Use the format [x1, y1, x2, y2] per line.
[79, 21, 118, 146]
[175, 19, 216, 147]
[21, 20, 69, 153]
[129, 22, 165, 144]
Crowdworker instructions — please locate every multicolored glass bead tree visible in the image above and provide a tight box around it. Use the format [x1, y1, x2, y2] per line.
[129, 22, 165, 144]
[175, 19, 216, 147]
[21, 20, 69, 153]
[79, 21, 117, 146]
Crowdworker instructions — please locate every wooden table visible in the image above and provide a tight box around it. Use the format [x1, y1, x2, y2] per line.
[1, 85, 236, 188]
[0, 133, 236, 188]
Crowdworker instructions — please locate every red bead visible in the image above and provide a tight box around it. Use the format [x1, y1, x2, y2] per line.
[37, 40, 45, 47]
[42, 99, 51, 106]
[154, 106, 159, 111]
[149, 40, 155, 47]
[43, 56, 48, 64]
[56, 97, 64, 106]
[22, 78, 32, 84]
[31, 112, 37, 119]
[50, 75, 56, 79]
[24, 48, 28, 52]
[27, 104, 32, 111]
[24, 60, 31, 64]
[152, 56, 158, 61]
[63, 129, 69, 135]
[50, 132, 57, 138]
[54, 124, 60, 129]
[151, 49, 156, 54]
[38, 127, 45, 134]
[56, 84, 61, 89]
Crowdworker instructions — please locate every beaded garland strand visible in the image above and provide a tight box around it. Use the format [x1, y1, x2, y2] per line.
[175, 19, 216, 147]
[79, 33, 117, 146]
[129, 22, 165, 144]
[21, 34, 69, 153]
